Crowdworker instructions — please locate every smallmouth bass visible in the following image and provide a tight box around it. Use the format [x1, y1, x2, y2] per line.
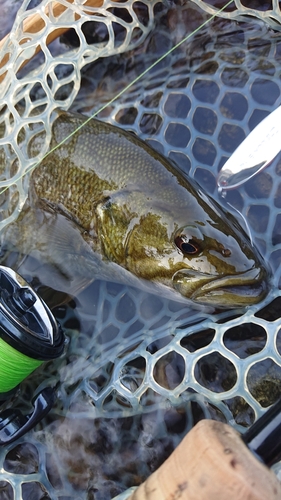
[0, 112, 269, 308]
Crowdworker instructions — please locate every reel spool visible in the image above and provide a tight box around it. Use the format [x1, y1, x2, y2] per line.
[0, 265, 65, 444]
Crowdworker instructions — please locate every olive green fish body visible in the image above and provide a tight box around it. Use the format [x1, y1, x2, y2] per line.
[0, 112, 269, 307]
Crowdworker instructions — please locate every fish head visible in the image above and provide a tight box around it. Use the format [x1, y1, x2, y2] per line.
[96, 184, 269, 308]
[171, 217, 268, 307]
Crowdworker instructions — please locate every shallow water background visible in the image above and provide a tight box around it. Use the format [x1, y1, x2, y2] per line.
[1, 1, 281, 499]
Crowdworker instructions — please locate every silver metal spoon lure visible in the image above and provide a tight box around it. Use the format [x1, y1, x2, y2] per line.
[217, 105, 281, 195]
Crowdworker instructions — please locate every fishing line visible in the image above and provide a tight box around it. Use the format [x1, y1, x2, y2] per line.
[224, 198, 254, 246]
[0, 337, 42, 393]
[0, 0, 234, 196]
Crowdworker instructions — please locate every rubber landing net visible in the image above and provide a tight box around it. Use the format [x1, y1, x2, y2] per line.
[0, 1, 281, 499]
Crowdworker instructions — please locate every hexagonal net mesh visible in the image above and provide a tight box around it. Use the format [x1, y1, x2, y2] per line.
[193, 0, 281, 31]
[0, 1, 281, 500]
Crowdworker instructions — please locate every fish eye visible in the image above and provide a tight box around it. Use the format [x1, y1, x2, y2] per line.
[175, 235, 199, 255]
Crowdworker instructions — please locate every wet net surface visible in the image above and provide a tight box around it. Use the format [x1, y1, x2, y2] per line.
[0, 1, 281, 499]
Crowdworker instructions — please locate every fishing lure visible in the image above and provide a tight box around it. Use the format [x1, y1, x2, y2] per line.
[217, 105, 281, 193]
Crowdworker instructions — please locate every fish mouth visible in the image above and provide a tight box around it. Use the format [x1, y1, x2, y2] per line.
[173, 267, 268, 308]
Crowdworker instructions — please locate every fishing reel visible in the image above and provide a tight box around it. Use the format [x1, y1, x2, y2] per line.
[0, 266, 65, 445]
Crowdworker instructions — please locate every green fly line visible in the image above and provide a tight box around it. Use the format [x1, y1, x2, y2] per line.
[0, 0, 233, 197]
[0, 337, 42, 393]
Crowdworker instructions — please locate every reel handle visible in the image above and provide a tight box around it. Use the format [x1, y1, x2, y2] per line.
[0, 387, 55, 445]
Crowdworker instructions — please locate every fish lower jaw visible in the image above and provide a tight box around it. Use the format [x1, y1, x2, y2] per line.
[190, 268, 268, 307]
